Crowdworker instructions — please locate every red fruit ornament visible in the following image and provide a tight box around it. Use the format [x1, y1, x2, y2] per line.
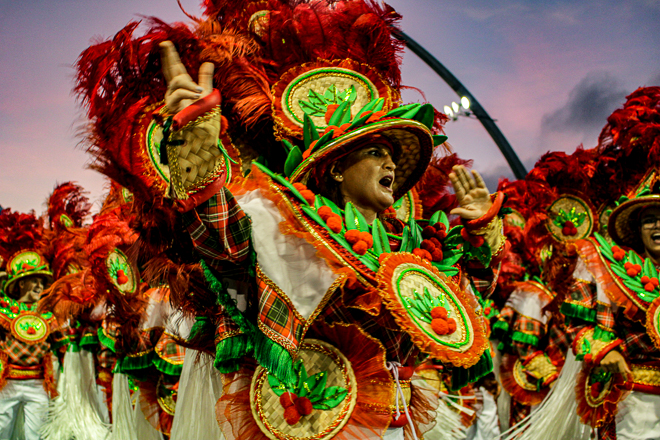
[422, 226, 436, 239]
[431, 319, 448, 335]
[345, 229, 361, 245]
[317, 206, 333, 221]
[26, 327, 36, 335]
[326, 215, 343, 233]
[279, 392, 297, 408]
[10, 306, 19, 314]
[0, 300, 8, 308]
[116, 269, 129, 285]
[446, 318, 457, 333]
[284, 406, 301, 425]
[294, 396, 313, 416]
[352, 240, 368, 255]
[431, 307, 448, 319]
[645, 282, 656, 292]
[642, 276, 651, 284]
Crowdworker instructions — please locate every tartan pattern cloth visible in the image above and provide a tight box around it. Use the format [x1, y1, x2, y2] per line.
[155, 333, 186, 365]
[1, 336, 50, 366]
[496, 306, 515, 326]
[182, 189, 252, 269]
[257, 275, 304, 355]
[598, 420, 617, 440]
[546, 320, 574, 359]
[596, 302, 616, 331]
[617, 314, 660, 362]
[565, 280, 596, 312]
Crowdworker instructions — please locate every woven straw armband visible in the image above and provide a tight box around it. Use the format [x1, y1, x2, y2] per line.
[166, 106, 224, 200]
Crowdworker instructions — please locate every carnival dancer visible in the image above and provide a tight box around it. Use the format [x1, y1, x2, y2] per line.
[38, 182, 111, 440]
[74, 2, 508, 439]
[553, 87, 660, 440]
[0, 209, 68, 440]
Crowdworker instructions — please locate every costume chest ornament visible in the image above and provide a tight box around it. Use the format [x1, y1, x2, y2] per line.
[376, 254, 487, 368]
[11, 312, 50, 344]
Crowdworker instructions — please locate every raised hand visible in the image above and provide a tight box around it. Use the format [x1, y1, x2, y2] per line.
[449, 165, 492, 220]
[159, 41, 214, 113]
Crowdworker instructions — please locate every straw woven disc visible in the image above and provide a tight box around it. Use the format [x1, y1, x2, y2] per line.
[250, 339, 357, 440]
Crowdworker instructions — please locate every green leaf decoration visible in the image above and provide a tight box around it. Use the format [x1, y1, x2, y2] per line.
[384, 103, 421, 118]
[351, 204, 370, 232]
[327, 100, 352, 127]
[312, 129, 335, 152]
[355, 99, 379, 118]
[411, 103, 435, 130]
[347, 111, 373, 131]
[281, 139, 294, 154]
[401, 226, 413, 253]
[372, 98, 385, 112]
[303, 113, 320, 149]
[430, 210, 450, 230]
[268, 373, 288, 397]
[408, 219, 423, 250]
[312, 386, 349, 410]
[284, 146, 303, 177]
[431, 264, 459, 277]
[344, 203, 357, 231]
[433, 135, 448, 146]
[253, 162, 310, 206]
[372, 219, 391, 254]
[308, 371, 328, 402]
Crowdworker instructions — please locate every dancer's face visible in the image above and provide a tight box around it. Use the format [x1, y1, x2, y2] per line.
[332, 144, 396, 223]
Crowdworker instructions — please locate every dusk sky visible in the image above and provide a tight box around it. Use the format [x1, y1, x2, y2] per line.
[1, 0, 659, 215]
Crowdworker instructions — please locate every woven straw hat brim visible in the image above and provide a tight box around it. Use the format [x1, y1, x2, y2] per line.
[289, 119, 433, 201]
[4, 270, 53, 296]
[608, 195, 660, 249]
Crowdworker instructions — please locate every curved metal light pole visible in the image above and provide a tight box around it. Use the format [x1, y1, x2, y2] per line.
[393, 29, 528, 179]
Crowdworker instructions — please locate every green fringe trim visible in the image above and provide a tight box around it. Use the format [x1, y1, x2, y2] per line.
[152, 355, 183, 377]
[79, 334, 99, 350]
[50, 335, 71, 352]
[491, 320, 509, 340]
[252, 333, 296, 386]
[188, 316, 214, 342]
[594, 326, 618, 343]
[200, 260, 296, 384]
[120, 350, 155, 373]
[214, 333, 254, 373]
[450, 349, 493, 391]
[560, 302, 596, 323]
[97, 327, 116, 353]
[511, 331, 540, 347]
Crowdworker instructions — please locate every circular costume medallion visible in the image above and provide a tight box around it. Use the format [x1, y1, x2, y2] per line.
[248, 10, 270, 37]
[546, 194, 594, 242]
[146, 119, 172, 184]
[504, 208, 526, 230]
[106, 249, 137, 294]
[281, 67, 378, 131]
[250, 339, 357, 440]
[11, 313, 49, 344]
[376, 254, 487, 367]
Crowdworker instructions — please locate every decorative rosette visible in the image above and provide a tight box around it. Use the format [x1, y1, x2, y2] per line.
[546, 194, 595, 242]
[375, 253, 488, 367]
[575, 365, 631, 429]
[216, 322, 394, 440]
